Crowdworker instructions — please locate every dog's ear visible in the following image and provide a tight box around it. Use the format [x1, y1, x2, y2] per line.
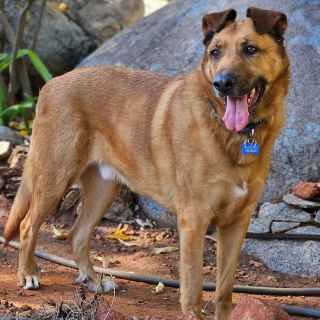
[202, 9, 237, 46]
[247, 7, 287, 40]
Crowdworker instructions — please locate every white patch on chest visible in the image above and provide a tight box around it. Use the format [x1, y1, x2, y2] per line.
[99, 164, 117, 180]
[99, 164, 129, 185]
[233, 182, 248, 198]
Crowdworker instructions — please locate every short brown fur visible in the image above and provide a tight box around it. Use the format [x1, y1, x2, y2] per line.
[4, 8, 289, 320]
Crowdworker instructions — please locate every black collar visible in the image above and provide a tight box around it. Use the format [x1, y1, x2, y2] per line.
[208, 100, 266, 135]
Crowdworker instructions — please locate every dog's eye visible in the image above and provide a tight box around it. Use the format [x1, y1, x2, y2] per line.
[244, 45, 258, 56]
[210, 48, 221, 59]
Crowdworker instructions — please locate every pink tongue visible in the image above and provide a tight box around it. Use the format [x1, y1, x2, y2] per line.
[222, 95, 249, 132]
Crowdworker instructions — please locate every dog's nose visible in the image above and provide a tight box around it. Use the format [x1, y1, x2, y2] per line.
[213, 73, 235, 95]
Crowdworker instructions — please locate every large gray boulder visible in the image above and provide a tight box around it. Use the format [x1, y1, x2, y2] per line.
[60, 0, 145, 43]
[4, 0, 96, 75]
[3, 0, 145, 75]
[79, 0, 320, 218]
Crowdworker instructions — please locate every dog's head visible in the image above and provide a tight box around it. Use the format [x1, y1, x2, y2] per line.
[201, 7, 289, 133]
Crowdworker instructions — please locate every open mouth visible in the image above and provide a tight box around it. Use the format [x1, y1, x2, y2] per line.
[222, 84, 265, 133]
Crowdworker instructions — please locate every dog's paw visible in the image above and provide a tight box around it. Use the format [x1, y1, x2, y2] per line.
[21, 275, 40, 290]
[75, 274, 118, 293]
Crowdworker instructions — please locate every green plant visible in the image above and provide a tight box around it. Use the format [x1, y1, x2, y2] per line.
[0, 48, 52, 126]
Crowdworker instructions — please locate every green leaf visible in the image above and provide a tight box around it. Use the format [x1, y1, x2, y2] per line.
[0, 49, 52, 82]
[0, 53, 11, 72]
[0, 85, 5, 125]
[0, 97, 36, 123]
[18, 49, 52, 82]
[0, 85, 5, 109]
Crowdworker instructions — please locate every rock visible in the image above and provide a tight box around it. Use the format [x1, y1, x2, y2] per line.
[292, 181, 320, 200]
[0, 126, 23, 145]
[248, 202, 311, 234]
[287, 226, 320, 235]
[75, 0, 145, 42]
[283, 193, 320, 209]
[54, 0, 144, 44]
[144, 0, 170, 16]
[139, 196, 177, 227]
[79, 0, 320, 224]
[245, 201, 320, 276]
[244, 239, 320, 277]
[8, 145, 28, 170]
[270, 221, 300, 233]
[316, 211, 320, 223]
[105, 187, 135, 222]
[231, 297, 290, 320]
[4, 0, 96, 75]
[0, 141, 12, 159]
[59, 187, 80, 213]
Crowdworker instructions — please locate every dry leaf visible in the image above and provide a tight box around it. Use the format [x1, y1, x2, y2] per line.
[52, 226, 68, 240]
[154, 282, 165, 294]
[19, 129, 29, 137]
[57, 2, 68, 12]
[107, 227, 133, 241]
[249, 260, 263, 268]
[153, 246, 178, 255]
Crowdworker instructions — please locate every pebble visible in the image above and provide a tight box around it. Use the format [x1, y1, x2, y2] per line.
[0, 141, 11, 159]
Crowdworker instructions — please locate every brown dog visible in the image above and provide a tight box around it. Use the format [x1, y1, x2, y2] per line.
[4, 7, 289, 320]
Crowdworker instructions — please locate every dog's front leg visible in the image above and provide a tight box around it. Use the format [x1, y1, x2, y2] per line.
[215, 214, 251, 320]
[177, 208, 211, 319]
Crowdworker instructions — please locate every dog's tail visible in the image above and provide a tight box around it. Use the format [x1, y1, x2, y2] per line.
[3, 172, 31, 243]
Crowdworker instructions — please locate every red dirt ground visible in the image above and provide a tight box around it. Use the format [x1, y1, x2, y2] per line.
[1, 207, 320, 319]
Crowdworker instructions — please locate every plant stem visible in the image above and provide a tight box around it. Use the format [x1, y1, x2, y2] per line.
[8, 0, 35, 104]
[31, 0, 47, 51]
[0, 6, 15, 45]
[0, 72, 7, 111]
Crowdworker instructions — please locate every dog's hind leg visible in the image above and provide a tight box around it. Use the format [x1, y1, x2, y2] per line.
[18, 175, 70, 289]
[70, 163, 120, 293]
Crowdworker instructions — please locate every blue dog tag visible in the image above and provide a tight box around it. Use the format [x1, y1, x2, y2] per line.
[241, 142, 259, 155]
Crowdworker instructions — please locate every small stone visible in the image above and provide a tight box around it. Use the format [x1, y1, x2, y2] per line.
[271, 222, 300, 233]
[287, 226, 320, 235]
[292, 181, 320, 200]
[0, 141, 12, 159]
[283, 194, 320, 209]
[96, 234, 102, 240]
[0, 126, 23, 145]
[203, 265, 213, 275]
[59, 188, 80, 212]
[249, 260, 263, 268]
[231, 297, 290, 320]
[248, 202, 310, 234]
[316, 211, 320, 223]
[8, 145, 28, 170]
